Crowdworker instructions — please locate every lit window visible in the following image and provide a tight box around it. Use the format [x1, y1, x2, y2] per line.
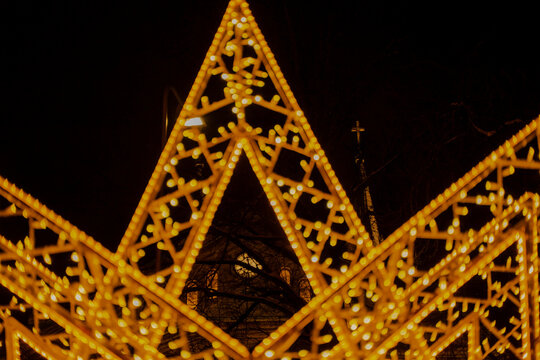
[187, 290, 198, 309]
[234, 253, 262, 278]
[207, 267, 219, 297]
[280, 267, 291, 285]
[299, 279, 311, 303]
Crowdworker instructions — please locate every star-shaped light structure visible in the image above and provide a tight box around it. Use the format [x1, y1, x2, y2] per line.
[0, 1, 539, 359]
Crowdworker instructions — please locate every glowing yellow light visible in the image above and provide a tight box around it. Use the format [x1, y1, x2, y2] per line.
[0, 2, 537, 360]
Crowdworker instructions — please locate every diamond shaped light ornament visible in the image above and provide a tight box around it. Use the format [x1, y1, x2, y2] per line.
[114, 0, 373, 356]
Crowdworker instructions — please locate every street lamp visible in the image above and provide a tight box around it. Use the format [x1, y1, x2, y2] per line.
[185, 117, 204, 127]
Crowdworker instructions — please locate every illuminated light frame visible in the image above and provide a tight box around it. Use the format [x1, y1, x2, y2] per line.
[111, 0, 373, 355]
[0, 0, 538, 358]
[427, 313, 480, 359]
[248, 117, 540, 359]
[115, 0, 372, 276]
[0, 262, 123, 360]
[4, 317, 63, 360]
[295, 118, 538, 305]
[0, 176, 250, 360]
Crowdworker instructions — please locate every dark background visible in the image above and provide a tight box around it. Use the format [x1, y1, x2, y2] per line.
[1, 1, 539, 250]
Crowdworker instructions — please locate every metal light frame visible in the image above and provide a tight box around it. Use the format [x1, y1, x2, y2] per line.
[0, 1, 538, 359]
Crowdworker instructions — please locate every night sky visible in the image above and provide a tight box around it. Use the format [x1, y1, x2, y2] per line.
[1, 1, 539, 250]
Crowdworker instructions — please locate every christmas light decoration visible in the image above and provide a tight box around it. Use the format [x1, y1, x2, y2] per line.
[0, 0, 538, 359]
